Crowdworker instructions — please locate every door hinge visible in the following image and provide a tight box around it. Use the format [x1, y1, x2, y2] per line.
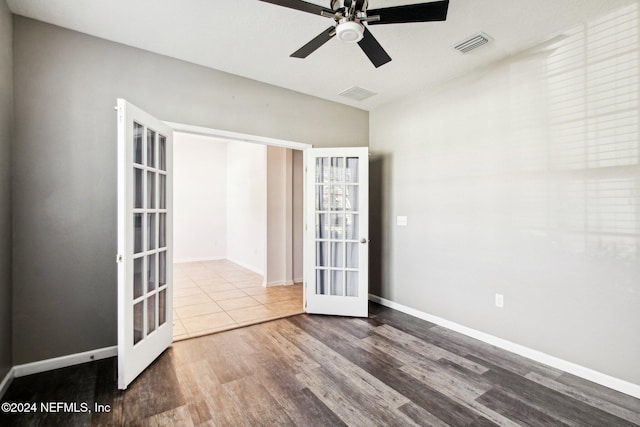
[116, 254, 124, 263]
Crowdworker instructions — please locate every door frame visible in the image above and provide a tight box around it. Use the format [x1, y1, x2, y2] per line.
[164, 121, 314, 297]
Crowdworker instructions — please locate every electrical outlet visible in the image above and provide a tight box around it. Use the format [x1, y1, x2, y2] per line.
[495, 294, 504, 308]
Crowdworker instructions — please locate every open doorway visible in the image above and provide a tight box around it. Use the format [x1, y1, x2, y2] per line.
[170, 132, 304, 340]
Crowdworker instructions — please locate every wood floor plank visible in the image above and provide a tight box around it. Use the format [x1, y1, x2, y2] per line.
[472, 355, 639, 427]
[477, 387, 573, 427]
[400, 358, 493, 401]
[199, 383, 253, 427]
[295, 368, 384, 426]
[372, 324, 490, 374]
[146, 405, 194, 427]
[429, 326, 565, 378]
[397, 401, 453, 427]
[524, 372, 640, 425]
[556, 372, 640, 414]
[247, 321, 321, 373]
[223, 376, 296, 427]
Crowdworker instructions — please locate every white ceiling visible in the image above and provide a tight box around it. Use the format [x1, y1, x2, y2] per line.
[7, 0, 637, 111]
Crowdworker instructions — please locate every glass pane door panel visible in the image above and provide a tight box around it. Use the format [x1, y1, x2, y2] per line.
[316, 186, 330, 210]
[133, 257, 143, 299]
[346, 271, 358, 297]
[330, 242, 344, 268]
[133, 302, 143, 345]
[147, 129, 156, 167]
[147, 253, 156, 292]
[159, 175, 166, 209]
[330, 271, 344, 296]
[147, 172, 156, 209]
[330, 214, 343, 239]
[316, 157, 329, 183]
[134, 123, 143, 164]
[158, 136, 166, 171]
[316, 214, 329, 238]
[346, 157, 359, 183]
[316, 269, 328, 295]
[346, 185, 359, 211]
[159, 213, 166, 248]
[134, 213, 143, 253]
[158, 251, 166, 286]
[147, 294, 156, 334]
[345, 214, 358, 240]
[134, 168, 144, 209]
[330, 157, 345, 182]
[158, 289, 167, 326]
[148, 213, 156, 250]
[346, 243, 359, 268]
[316, 242, 328, 267]
[331, 185, 344, 210]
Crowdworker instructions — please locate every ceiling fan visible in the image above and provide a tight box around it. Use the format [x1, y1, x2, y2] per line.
[258, 0, 450, 68]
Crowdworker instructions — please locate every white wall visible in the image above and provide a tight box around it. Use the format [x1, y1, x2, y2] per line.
[369, 2, 640, 385]
[266, 146, 293, 286]
[173, 133, 228, 262]
[292, 150, 304, 283]
[226, 142, 267, 275]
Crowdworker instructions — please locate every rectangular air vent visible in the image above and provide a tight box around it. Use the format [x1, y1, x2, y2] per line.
[339, 86, 378, 101]
[452, 32, 491, 54]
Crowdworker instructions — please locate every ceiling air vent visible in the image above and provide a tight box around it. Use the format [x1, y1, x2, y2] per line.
[338, 86, 378, 102]
[452, 32, 491, 54]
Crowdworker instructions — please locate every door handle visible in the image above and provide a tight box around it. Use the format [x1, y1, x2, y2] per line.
[360, 238, 369, 244]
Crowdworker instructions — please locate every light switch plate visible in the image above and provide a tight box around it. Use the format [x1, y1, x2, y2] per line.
[397, 216, 408, 226]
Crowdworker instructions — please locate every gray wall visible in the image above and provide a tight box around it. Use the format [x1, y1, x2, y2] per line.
[0, 0, 12, 380]
[12, 16, 368, 364]
[369, 4, 640, 385]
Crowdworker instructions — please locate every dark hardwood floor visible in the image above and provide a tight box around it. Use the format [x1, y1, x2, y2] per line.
[2, 302, 639, 426]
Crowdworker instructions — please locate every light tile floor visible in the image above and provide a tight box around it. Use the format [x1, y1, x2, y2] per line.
[172, 260, 303, 341]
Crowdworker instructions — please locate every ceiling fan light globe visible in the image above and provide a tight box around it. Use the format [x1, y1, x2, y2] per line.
[336, 21, 364, 43]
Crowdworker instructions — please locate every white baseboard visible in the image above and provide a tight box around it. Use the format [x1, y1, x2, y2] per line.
[0, 367, 15, 400]
[266, 280, 294, 287]
[369, 294, 640, 400]
[294, 277, 304, 284]
[226, 257, 264, 276]
[13, 346, 117, 378]
[174, 256, 226, 264]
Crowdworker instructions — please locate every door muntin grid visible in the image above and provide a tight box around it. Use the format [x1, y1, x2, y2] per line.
[132, 123, 168, 345]
[314, 156, 360, 297]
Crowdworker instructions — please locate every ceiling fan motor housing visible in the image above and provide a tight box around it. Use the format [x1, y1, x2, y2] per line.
[336, 21, 365, 43]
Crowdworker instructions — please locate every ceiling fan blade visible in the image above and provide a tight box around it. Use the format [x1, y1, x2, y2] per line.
[291, 26, 336, 58]
[358, 27, 392, 68]
[258, 0, 335, 17]
[367, 0, 449, 25]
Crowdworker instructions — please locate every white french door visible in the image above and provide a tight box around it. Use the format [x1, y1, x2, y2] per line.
[304, 147, 369, 317]
[116, 99, 173, 390]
